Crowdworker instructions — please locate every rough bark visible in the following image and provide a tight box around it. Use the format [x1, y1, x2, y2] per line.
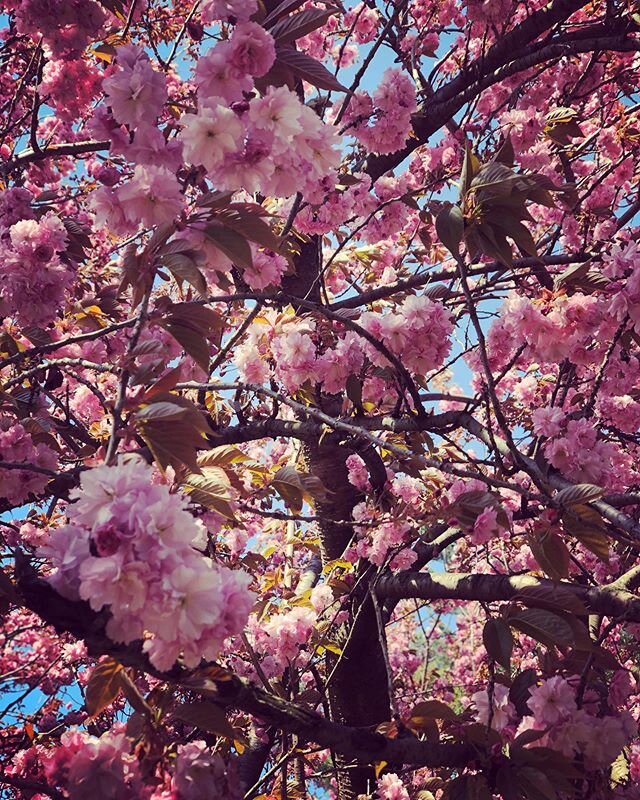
[283, 240, 392, 799]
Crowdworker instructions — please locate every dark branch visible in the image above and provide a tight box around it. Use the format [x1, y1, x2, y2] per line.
[376, 570, 640, 621]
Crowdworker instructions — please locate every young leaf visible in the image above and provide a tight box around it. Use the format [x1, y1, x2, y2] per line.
[182, 467, 237, 521]
[271, 465, 305, 512]
[214, 206, 281, 252]
[269, 7, 338, 44]
[409, 699, 458, 725]
[528, 531, 570, 581]
[204, 224, 253, 268]
[160, 252, 208, 297]
[275, 47, 349, 92]
[509, 668, 538, 716]
[135, 398, 208, 474]
[555, 483, 604, 508]
[509, 608, 574, 650]
[513, 585, 588, 618]
[483, 618, 513, 670]
[435, 204, 464, 257]
[85, 659, 123, 717]
[173, 701, 236, 739]
[263, 0, 306, 26]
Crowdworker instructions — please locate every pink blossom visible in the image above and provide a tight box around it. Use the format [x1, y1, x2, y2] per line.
[179, 102, 244, 173]
[201, 0, 257, 23]
[194, 43, 252, 104]
[173, 741, 241, 800]
[116, 165, 184, 228]
[242, 248, 288, 291]
[471, 684, 515, 731]
[228, 22, 276, 78]
[470, 507, 500, 545]
[344, 2, 380, 44]
[376, 772, 410, 800]
[43, 727, 141, 799]
[0, 417, 58, 503]
[531, 406, 565, 437]
[103, 44, 167, 127]
[42, 460, 253, 670]
[527, 676, 577, 726]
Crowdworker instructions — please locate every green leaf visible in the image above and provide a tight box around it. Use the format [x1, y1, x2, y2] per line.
[160, 252, 208, 297]
[274, 46, 349, 92]
[528, 531, 570, 581]
[173, 701, 235, 739]
[555, 483, 604, 508]
[269, 7, 338, 44]
[409, 699, 458, 725]
[204, 223, 253, 268]
[483, 618, 513, 670]
[85, 659, 123, 717]
[460, 143, 481, 197]
[476, 221, 514, 266]
[491, 215, 538, 257]
[611, 748, 630, 787]
[435, 204, 464, 257]
[509, 608, 574, 650]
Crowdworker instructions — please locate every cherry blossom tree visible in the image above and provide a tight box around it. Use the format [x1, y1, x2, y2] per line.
[1, 0, 640, 798]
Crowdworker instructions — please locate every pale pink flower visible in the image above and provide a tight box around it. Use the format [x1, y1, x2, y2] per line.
[527, 676, 577, 726]
[180, 102, 244, 173]
[248, 86, 304, 140]
[470, 506, 500, 545]
[194, 43, 252, 103]
[201, 0, 257, 23]
[531, 406, 565, 437]
[173, 741, 241, 800]
[229, 22, 276, 77]
[471, 684, 514, 731]
[377, 772, 410, 800]
[116, 165, 184, 228]
[103, 44, 167, 126]
[42, 460, 253, 671]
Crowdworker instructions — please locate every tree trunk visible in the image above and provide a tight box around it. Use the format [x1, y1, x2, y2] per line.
[284, 239, 392, 799]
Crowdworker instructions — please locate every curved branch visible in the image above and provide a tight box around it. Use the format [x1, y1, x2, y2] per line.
[2, 139, 111, 175]
[376, 570, 640, 621]
[15, 561, 476, 770]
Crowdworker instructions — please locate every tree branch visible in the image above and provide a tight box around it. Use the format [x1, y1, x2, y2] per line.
[376, 570, 640, 621]
[15, 561, 476, 770]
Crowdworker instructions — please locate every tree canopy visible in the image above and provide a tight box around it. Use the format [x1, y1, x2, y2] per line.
[1, 0, 640, 798]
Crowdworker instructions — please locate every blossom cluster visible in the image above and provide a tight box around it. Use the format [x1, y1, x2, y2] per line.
[473, 676, 637, 768]
[12, 0, 107, 55]
[338, 68, 417, 155]
[180, 84, 341, 199]
[43, 459, 253, 670]
[360, 295, 454, 375]
[41, 727, 141, 799]
[0, 416, 58, 505]
[0, 210, 75, 326]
